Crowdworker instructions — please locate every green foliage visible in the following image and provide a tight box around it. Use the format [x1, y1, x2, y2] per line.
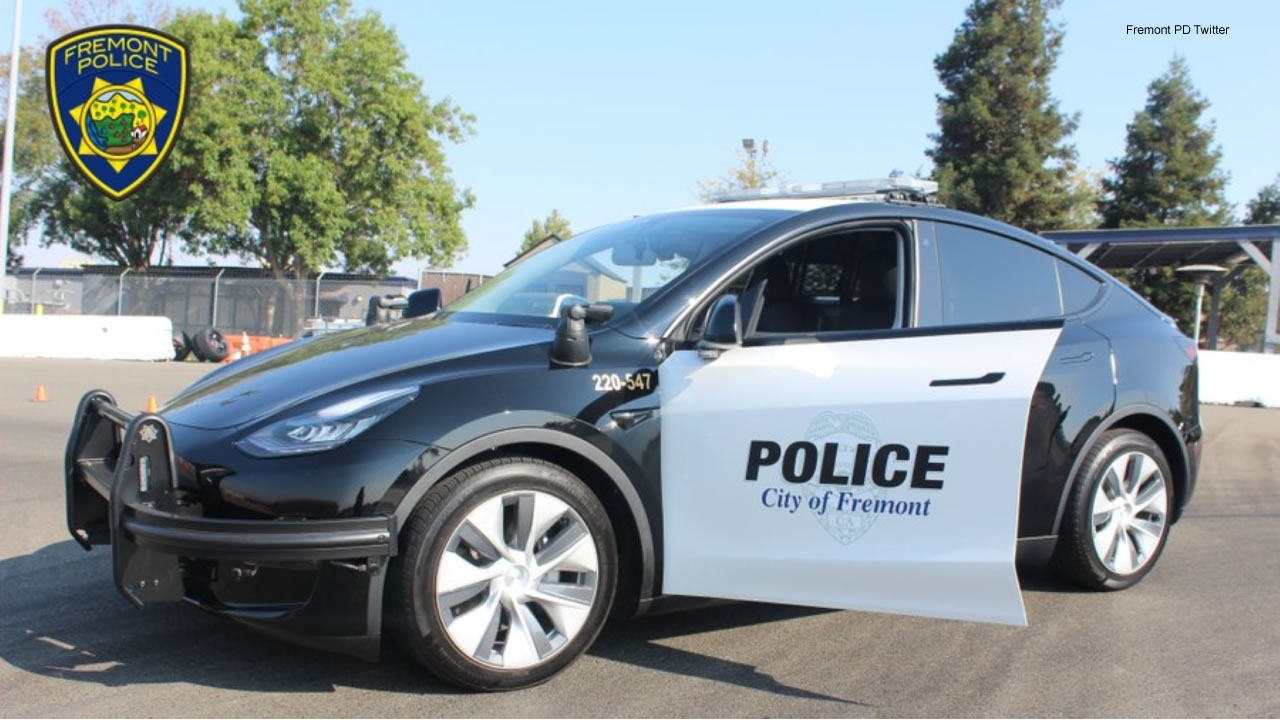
[1215, 267, 1268, 350]
[1060, 169, 1104, 230]
[1246, 175, 1280, 225]
[174, 0, 475, 277]
[519, 209, 572, 254]
[1099, 58, 1255, 346]
[3, 1, 186, 269]
[1099, 58, 1232, 228]
[697, 141, 779, 202]
[1221, 176, 1280, 349]
[3, 44, 192, 268]
[1, 47, 62, 258]
[27, 161, 194, 267]
[6, 0, 473, 276]
[928, 0, 1084, 232]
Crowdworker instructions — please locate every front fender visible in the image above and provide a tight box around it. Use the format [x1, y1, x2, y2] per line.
[375, 418, 658, 608]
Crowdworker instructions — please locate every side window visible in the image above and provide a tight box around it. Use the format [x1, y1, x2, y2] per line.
[744, 228, 905, 337]
[1057, 259, 1104, 314]
[934, 223, 1062, 325]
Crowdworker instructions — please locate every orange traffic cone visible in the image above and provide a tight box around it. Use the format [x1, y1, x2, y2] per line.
[240, 331, 251, 357]
[145, 395, 158, 413]
[33, 385, 47, 402]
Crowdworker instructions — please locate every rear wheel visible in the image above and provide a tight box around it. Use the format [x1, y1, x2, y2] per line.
[389, 456, 617, 690]
[1052, 429, 1173, 590]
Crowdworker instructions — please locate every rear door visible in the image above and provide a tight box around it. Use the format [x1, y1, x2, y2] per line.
[658, 219, 1067, 625]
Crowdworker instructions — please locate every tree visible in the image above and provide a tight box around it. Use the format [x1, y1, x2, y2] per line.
[1099, 57, 1232, 228]
[519, 209, 572, 254]
[9, 0, 475, 276]
[1061, 170, 1103, 230]
[1, 47, 62, 263]
[697, 139, 779, 202]
[927, 0, 1084, 233]
[4, 0, 189, 269]
[1214, 176, 1280, 350]
[176, 0, 475, 279]
[1099, 58, 1244, 342]
[1246, 175, 1280, 225]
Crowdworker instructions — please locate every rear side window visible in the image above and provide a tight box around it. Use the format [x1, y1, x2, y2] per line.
[1057, 259, 1103, 314]
[934, 223, 1062, 325]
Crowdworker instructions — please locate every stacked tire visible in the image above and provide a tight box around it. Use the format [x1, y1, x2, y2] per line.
[174, 328, 230, 362]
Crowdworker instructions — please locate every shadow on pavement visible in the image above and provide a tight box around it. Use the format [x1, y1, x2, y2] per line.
[0, 540, 862, 703]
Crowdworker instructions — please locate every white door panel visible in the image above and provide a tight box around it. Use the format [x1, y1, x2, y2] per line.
[659, 327, 1062, 626]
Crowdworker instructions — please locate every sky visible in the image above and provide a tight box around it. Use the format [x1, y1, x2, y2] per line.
[5, 0, 1279, 279]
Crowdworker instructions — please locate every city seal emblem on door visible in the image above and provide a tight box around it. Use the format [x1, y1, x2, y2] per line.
[801, 410, 889, 545]
[46, 25, 188, 200]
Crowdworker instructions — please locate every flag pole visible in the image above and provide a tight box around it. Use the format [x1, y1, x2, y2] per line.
[0, 0, 25, 312]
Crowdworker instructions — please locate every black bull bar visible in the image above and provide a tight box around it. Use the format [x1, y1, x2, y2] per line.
[64, 390, 396, 608]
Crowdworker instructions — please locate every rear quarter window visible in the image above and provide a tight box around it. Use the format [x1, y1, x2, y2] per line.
[934, 223, 1063, 325]
[1057, 259, 1104, 314]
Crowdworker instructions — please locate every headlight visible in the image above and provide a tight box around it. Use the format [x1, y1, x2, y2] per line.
[235, 386, 419, 458]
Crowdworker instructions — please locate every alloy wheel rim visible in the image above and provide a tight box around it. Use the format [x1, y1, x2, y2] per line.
[1090, 450, 1168, 575]
[434, 489, 599, 670]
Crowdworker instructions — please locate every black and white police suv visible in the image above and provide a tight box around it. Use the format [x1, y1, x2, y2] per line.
[65, 178, 1201, 689]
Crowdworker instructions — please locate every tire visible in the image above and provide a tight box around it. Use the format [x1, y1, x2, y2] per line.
[172, 332, 191, 362]
[388, 456, 618, 690]
[192, 327, 229, 363]
[1051, 429, 1174, 591]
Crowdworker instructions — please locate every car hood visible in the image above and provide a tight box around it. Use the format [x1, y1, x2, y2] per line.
[163, 316, 551, 430]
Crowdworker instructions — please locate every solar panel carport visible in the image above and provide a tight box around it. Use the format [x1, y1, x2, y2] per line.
[1041, 225, 1280, 352]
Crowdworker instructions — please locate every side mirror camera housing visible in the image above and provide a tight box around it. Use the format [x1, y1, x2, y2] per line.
[551, 303, 615, 368]
[698, 294, 741, 359]
[404, 288, 442, 319]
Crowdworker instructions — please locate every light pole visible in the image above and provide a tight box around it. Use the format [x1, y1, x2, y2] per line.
[0, 0, 24, 312]
[1176, 264, 1227, 347]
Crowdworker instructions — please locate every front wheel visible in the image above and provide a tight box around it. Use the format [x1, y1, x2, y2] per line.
[389, 456, 617, 690]
[1052, 429, 1174, 590]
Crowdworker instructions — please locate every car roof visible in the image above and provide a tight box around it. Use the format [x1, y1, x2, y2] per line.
[669, 198, 1090, 270]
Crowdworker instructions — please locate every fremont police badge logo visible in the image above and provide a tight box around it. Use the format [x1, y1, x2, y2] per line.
[46, 25, 188, 200]
[800, 410, 888, 545]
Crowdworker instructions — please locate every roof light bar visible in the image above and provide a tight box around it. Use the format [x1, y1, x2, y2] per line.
[710, 177, 939, 203]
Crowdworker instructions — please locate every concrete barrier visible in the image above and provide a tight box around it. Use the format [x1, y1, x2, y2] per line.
[0, 315, 173, 361]
[1199, 350, 1280, 408]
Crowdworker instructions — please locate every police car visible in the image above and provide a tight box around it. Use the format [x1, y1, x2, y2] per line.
[65, 178, 1201, 690]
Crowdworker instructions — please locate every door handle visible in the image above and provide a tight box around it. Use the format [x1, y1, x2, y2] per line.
[1059, 350, 1094, 364]
[929, 371, 1005, 387]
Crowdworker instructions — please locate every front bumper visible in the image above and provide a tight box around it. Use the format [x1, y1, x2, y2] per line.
[65, 390, 397, 658]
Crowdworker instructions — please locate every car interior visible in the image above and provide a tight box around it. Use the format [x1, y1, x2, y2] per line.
[697, 228, 904, 339]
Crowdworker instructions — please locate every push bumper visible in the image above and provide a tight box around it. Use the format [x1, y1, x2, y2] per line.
[65, 390, 397, 658]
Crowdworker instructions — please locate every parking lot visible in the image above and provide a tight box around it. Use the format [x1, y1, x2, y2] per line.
[1, 357, 1277, 717]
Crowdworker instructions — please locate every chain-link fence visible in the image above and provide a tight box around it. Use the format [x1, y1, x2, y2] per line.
[2, 267, 417, 339]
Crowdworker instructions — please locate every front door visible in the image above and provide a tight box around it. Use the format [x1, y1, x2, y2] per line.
[658, 325, 1062, 626]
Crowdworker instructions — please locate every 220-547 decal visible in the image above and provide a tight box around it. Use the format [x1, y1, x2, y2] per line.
[592, 371, 653, 393]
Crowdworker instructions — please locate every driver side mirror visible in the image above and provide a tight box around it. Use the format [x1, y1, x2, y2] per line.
[404, 288, 442, 319]
[698, 294, 741, 360]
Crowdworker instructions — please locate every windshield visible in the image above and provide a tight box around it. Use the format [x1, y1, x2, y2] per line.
[445, 209, 790, 323]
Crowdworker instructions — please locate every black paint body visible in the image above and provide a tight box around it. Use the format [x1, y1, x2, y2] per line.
[70, 202, 1201, 659]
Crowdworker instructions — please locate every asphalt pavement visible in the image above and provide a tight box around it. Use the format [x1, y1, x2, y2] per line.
[1, 357, 1277, 717]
